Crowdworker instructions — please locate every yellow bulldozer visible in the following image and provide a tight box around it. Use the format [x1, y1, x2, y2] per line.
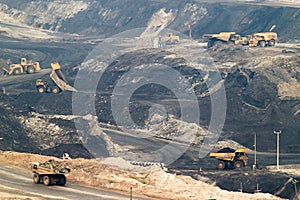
[36, 62, 77, 93]
[209, 148, 248, 170]
[2, 58, 41, 76]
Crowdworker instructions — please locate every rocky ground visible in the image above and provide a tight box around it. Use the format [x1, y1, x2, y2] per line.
[0, 0, 300, 199]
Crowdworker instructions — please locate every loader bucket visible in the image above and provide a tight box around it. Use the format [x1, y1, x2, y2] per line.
[51, 62, 61, 71]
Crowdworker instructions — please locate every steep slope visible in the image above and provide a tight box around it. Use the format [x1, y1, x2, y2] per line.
[0, 0, 300, 159]
[0, 0, 300, 41]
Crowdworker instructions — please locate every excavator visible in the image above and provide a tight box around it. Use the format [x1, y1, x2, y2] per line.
[2, 58, 41, 76]
[209, 148, 248, 170]
[35, 62, 76, 93]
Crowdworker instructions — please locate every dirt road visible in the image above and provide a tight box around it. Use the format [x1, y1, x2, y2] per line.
[0, 163, 147, 200]
[0, 69, 51, 86]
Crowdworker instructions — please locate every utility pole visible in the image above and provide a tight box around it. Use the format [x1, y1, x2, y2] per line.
[255, 183, 261, 193]
[130, 187, 133, 200]
[274, 130, 282, 170]
[239, 182, 243, 192]
[253, 133, 257, 170]
[188, 24, 192, 42]
[292, 178, 298, 199]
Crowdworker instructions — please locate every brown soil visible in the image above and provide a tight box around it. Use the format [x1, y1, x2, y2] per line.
[0, 151, 284, 200]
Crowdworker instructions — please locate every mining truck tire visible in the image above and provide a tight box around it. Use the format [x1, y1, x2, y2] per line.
[259, 40, 266, 47]
[268, 39, 275, 46]
[14, 69, 21, 75]
[27, 66, 35, 74]
[43, 175, 51, 186]
[234, 161, 243, 169]
[52, 87, 60, 94]
[57, 175, 66, 186]
[37, 86, 45, 93]
[33, 173, 40, 184]
[217, 161, 226, 170]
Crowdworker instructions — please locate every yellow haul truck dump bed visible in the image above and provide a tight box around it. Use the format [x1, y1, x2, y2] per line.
[36, 62, 77, 93]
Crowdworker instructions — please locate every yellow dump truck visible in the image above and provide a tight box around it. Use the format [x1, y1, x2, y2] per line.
[2, 58, 41, 75]
[209, 148, 248, 170]
[204, 32, 238, 48]
[36, 62, 77, 93]
[32, 159, 70, 186]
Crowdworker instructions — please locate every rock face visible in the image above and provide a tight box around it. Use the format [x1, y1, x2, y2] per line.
[1, 0, 300, 40]
[0, 2, 299, 199]
[0, 0, 300, 159]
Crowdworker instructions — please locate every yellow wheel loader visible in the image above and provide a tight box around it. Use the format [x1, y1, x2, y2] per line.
[35, 62, 76, 94]
[209, 148, 248, 170]
[31, 159, 70, 186]
[248, 32, 278, 47]
[161, 33, 180, 45]
[2, 58, 41, 76]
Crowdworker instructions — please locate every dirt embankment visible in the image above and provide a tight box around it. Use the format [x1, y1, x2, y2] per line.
[1, 0, 300, 41]
[0, 151, 284, 200]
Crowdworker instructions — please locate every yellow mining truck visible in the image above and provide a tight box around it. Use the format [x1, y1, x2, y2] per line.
[204, 31, 278, 48]
[209, 148, 248, 170]
[31, 159, 70, 186]
[2, 58, 41, 75]
[248, 32, 278, 47]
[36, 62, 77, 93]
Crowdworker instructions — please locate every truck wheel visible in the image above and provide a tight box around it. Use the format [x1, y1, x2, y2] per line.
[259, 40, 266, 47]
[234, 161, 243, 169]
[268, 39, 275, 46]
[27, 66, 35, 74]
[33, 173, 40, 184]
[37, 87, 45, 93]
[52, 87, 59, 94]
[57, 175, 66, 186]
[217, 161, 226, 170]
[13, 69, 21, 75]
[43, 176, 51, 186]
